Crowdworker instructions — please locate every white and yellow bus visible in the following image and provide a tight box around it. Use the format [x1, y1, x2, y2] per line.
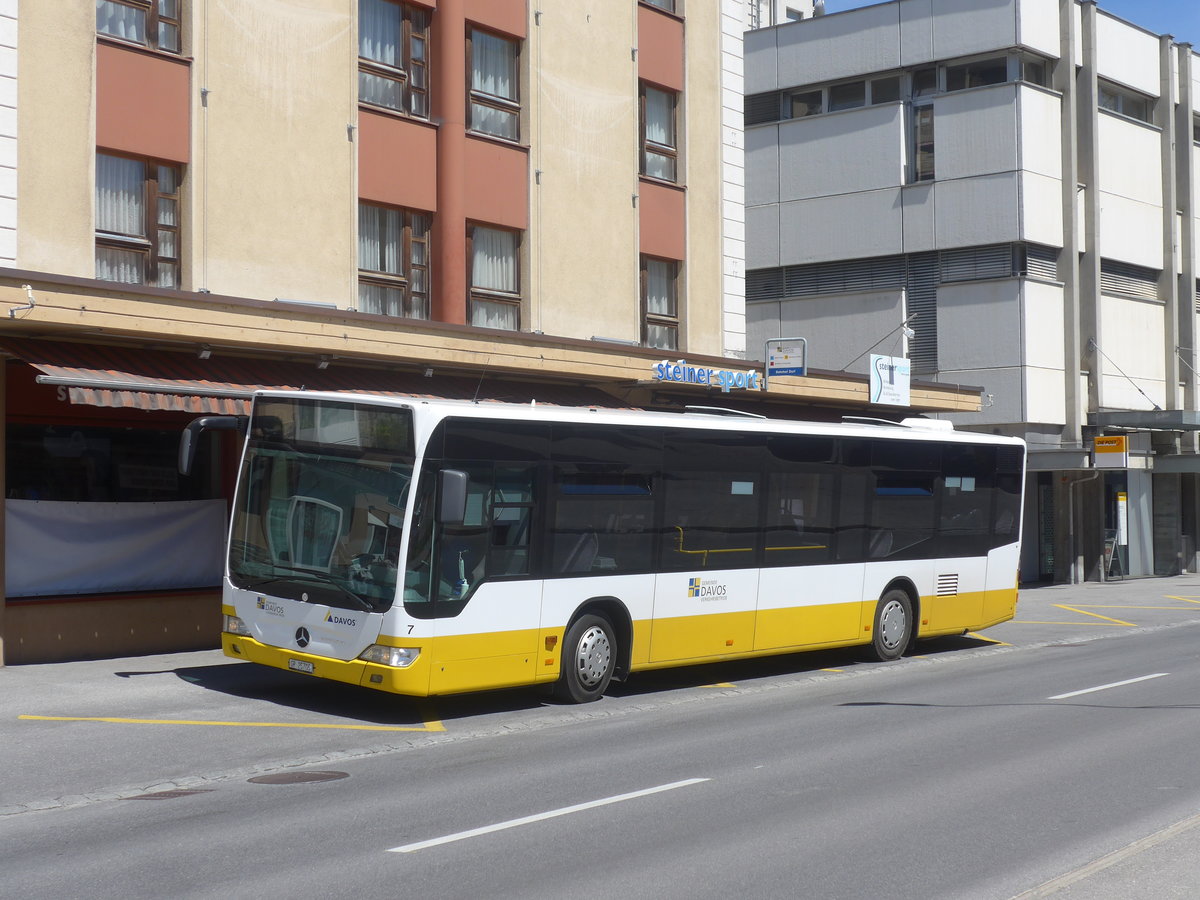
[182, 392, 1024, 703]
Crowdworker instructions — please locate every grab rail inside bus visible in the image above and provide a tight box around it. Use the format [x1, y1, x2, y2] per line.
[672, 526, 826, 567]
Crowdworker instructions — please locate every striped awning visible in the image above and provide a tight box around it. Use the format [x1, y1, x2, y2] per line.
[1, 339, 625, 414]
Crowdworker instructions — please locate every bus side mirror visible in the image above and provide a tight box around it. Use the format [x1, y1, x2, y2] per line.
[438, 469, 468, 525]
[179, 415, 249, 475]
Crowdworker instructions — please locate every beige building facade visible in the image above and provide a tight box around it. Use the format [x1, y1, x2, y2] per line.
[0, 0, 977, 665]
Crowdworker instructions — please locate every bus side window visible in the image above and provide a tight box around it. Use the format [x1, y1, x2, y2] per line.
[550, 469, 654, 575]
[661, 471, 760, 570]
[489, 466, 536, 576]
[765, 470, 835, 565]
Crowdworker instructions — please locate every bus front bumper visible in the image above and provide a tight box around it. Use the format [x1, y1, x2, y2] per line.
[221, 632, 432, 696]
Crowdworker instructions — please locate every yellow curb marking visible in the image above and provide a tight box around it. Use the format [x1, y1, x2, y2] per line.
[820, 668, 844, 673]
[1080, 605, 1199, 610]
[19, 715, 445, 732]
[1013, 620, 1129, 627]
[700, 683, 736, 688]
[1055, 604, 1135, 626]
[966, 632, 1010, 645]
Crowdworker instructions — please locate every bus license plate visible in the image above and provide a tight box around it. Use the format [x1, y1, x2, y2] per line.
[288, 659, 314, 674]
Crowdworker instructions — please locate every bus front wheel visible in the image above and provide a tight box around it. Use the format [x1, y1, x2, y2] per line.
[871, 589, 912, 662]
[554, 614, 616, 703]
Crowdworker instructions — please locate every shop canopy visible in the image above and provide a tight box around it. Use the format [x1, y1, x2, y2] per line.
[0, 338, 625, 415]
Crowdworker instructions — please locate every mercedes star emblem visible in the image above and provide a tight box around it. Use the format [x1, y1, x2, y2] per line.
[295, 627, 311, 648]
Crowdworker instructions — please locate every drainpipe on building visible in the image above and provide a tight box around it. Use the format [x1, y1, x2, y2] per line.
[1067, 470, 1101, 584]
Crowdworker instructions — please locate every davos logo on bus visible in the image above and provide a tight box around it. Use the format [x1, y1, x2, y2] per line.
[652, 359, 762, 394]
[688, 577, 728, 601]
[256, 597, 286, 617]
[324, 612, 359, 627]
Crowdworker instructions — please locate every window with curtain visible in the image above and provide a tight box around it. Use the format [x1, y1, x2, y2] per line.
[469, 29, 519, 141]
[642, 256, 679, 350]
[469, 225, 520, 330]
[358, 202, 431, 319]
[358, 0, 430, 117]
[95, 152, 181, 288]
[97, 0, 181, 53]
[641, 83, 678, 182]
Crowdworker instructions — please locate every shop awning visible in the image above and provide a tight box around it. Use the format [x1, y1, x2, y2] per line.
[0, 339, 625, 414]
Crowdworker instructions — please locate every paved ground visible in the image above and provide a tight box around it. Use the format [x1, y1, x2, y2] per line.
[5, 575, 1200, 896]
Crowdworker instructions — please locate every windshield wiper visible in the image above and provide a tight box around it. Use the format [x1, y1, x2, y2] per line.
[242, 572, 377, 612]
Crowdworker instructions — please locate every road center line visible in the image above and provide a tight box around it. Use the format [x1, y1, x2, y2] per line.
[1047, 673, 1168, 700]
[387, 777, 711, 854]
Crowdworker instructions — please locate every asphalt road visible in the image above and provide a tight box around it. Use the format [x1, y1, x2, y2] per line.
[4, 576, 1200, 898]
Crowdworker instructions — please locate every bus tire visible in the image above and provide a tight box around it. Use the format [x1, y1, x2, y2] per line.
[554, 614, 616, 703]
[871, 589, 912, 662]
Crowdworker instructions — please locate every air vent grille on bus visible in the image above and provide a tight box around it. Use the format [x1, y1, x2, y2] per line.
[936, 574, 959, 596]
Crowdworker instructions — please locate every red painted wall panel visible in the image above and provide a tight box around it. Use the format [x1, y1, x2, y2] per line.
[465, 0, 527, 38]
[463, 136, 528, 230]
[358, 110, 438, 212]
[96, 42, 190, 163]
[637, 5, 684, 92]
[639, 178, 685, 260]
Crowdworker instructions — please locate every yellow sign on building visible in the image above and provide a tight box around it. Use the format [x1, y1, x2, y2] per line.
[1093, 435, 1128, 468]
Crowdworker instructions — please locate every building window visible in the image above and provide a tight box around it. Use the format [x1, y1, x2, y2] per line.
[95, 153, 181, 287]
[358, 0, 430, 118]
[469, 225, 520, 330]
[641, 84, 678, 182]
[358, 202, 431, 319]
[1099, 80, 1153, 124]
[1020, 55, 1049, 88]
[912, 67, 938, 98]
[912, 105, 935, 182]
[96, 0, 181, 53]
[828, 80, 866, 112]
[642, 256, 679, 350]
[469, 29, 519, 141]
[641, 0, 676, 11]
[870, 76, 901, 104]
[945, 57, 1008, 92]
[789, 89, 822, 118]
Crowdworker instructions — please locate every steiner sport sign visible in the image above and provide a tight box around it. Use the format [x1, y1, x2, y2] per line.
[652, 359, 762, 393]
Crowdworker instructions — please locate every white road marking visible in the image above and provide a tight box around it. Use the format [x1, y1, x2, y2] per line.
[387, 777, 710, 854]
[1047, 673, 1168, 700]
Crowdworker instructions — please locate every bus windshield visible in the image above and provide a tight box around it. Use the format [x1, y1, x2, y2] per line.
[227, 398, 415, 613]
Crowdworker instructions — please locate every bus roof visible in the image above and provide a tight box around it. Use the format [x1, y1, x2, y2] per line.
[248, 389, 1024, 447]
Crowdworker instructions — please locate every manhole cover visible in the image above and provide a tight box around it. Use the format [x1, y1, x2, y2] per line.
[247, 770, 349, 785]
[127, 789, 215, 800]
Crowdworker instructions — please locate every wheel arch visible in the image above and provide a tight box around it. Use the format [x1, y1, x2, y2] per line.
[565, 596, 633, 681]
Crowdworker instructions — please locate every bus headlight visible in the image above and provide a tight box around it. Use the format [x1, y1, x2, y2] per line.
[359, 645, 420, 668]
[224, 614, 252, 636]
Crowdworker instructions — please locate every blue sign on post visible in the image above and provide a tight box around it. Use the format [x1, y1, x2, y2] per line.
[764, 338, 808, 390]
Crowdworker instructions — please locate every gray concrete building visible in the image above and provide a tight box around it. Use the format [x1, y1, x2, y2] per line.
[745, 0, 1200, 583]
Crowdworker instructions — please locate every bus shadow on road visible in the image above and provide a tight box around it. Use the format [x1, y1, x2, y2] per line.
[158, 660, 551, 726]
[153, 633, 1006, 726]
[608, 634, 1004, 698]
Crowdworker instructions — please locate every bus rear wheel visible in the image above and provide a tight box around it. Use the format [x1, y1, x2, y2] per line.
[871, 589, 912, 662]
[554, 614, 615, 703]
